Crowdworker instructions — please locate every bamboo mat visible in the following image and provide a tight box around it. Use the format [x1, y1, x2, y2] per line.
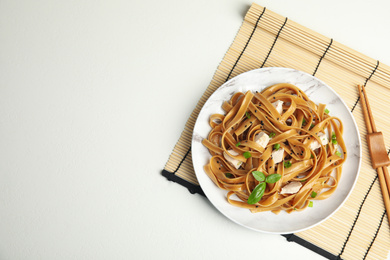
[162, 3, 390, 259]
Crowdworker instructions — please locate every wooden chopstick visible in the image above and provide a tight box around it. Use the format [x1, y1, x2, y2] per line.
[359, 85, 374, 133]
[359, 85, 390, 195]
[358, 85, 390, 225]
[361, 86, 390, 196]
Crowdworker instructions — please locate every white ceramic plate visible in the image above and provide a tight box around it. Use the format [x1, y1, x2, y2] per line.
[192, 67, 361, 234]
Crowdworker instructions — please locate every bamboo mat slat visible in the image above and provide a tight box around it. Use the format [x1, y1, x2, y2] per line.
[162, 3, 390, 259]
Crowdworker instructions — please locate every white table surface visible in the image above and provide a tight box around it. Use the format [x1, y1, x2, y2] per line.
[1, 0, 390, 259]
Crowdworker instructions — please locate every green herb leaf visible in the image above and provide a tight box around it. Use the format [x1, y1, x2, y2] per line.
[302, 118, 307, 125]
[309, 201, 313, 207]
[243, 151, 252, 159]
[252, 171, 265, 182]
[247, 182, 266, 204]
[273, 143, 280, 150]
[310, 154, 314, 159]
[245, 112, 251, 119]
[311, 191, 317, 198]
[300, 179, 307, 182]
[284, 161, 292, 168]
[235, 142, 241, 147]
[269, 132, 276, 138]
[225, 173, 233, 178]
[335, 151, 342, 157]
[325, 108, 330, 114]
[310, 124, 315, 128]
[332, 139, 338, 144]
[265, 173, 281, 184]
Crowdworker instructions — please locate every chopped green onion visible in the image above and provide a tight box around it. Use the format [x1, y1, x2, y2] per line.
[235, 142, 241, 147]
[310, 154, 314, 159]
[310, 124, 315, 128]
[311, 191, 317, 198]
[302, 118, 306, 125]
[325, 108, 330, 114]
[269, 132, 276, 138]
[225, 173, 233, 178]
[243, 151, 252, 159]
[273, 143, 280, 150]
[335, 151, 342, 157]
[252, 171, 265, 182]
[245, 112, 251, 119]
[331, 132, 337, 144]
[300, 179, 307, 182]
[284, 161, 292, 168]
[294, 207, 297, 211]
[309, 201, 313, 207]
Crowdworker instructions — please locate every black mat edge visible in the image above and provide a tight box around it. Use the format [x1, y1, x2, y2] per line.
[162, 169, 205, 196]
[282, 234, 341, 260]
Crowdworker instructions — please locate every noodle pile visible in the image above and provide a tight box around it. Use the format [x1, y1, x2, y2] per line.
[202, 83, 346, 214]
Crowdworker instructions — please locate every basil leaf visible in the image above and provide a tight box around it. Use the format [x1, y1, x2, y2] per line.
[265, 173, 281, 184]
[252, 171, 265, 182]
[247, 182, 266, 205]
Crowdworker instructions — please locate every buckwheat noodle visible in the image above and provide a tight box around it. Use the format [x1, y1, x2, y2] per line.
[202, 83, 346, 214]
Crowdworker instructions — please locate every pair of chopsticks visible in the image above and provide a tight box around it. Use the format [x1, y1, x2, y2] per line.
[358, 85, 390, 225]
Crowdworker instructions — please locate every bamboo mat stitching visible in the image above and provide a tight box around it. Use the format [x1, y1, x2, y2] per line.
[363, 211, 386, 259]
[173, 149, 191, 174]
[360, 145, 390, 258]
[350, 61, 380, 112]
[261, 17, 288, 68]
[226, 7, 267, 81]
[337, 175, 378, 258]
[312, 39, 333, 76]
